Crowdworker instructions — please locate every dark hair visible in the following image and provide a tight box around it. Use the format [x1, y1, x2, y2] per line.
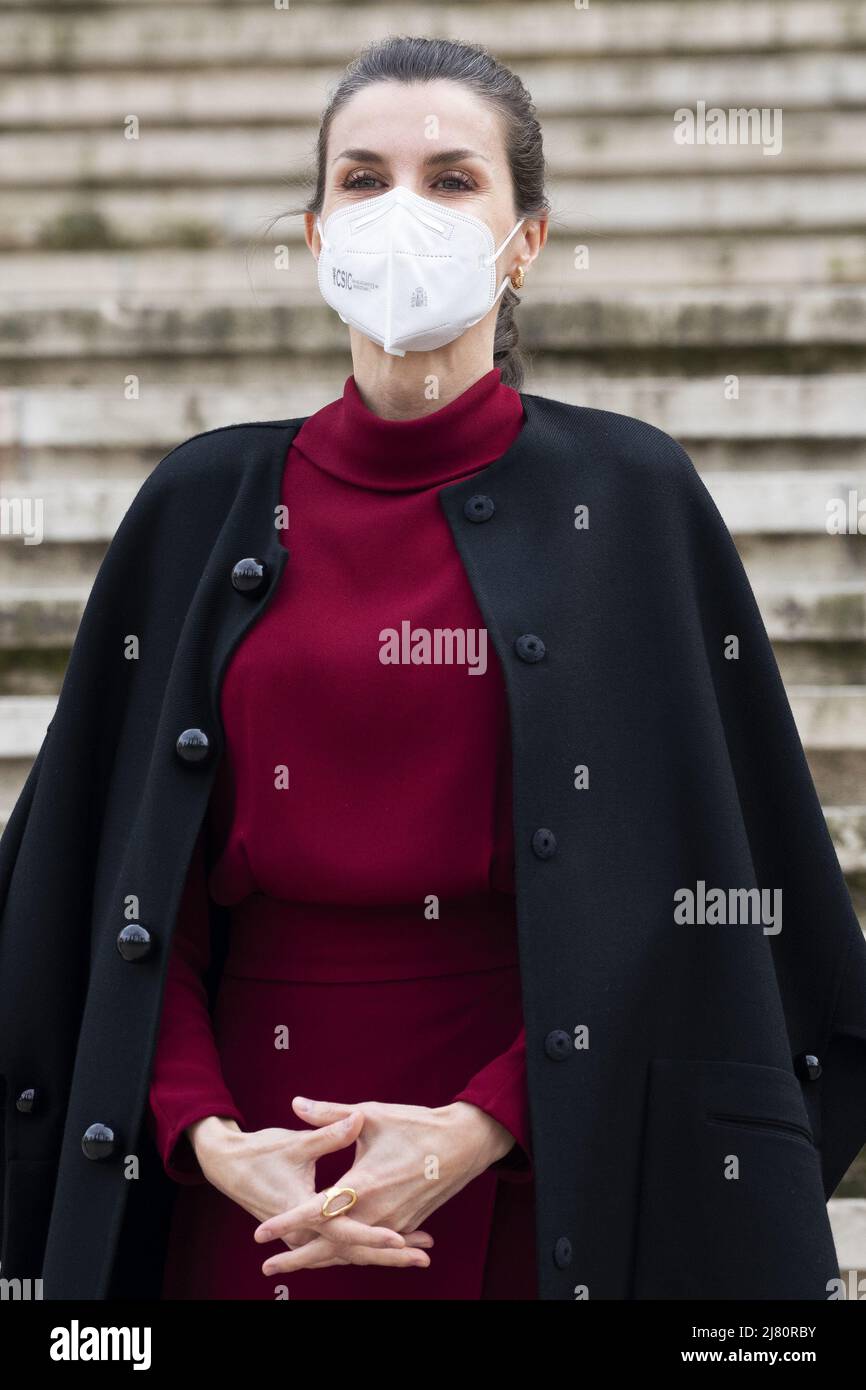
[298, 34, 550, 390]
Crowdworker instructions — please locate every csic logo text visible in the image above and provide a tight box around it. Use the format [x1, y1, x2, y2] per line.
[331, 266, 353, 290]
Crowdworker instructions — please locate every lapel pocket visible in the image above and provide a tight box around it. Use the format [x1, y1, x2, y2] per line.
[630, 1057, 839, 1299]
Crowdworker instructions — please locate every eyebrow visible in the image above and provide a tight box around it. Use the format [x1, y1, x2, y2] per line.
[330, 147, 491, 168]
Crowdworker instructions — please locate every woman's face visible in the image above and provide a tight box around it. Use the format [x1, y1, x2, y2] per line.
[307, 78, 541, 277]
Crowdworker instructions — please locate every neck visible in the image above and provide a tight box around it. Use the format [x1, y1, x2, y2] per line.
[348, 324, 500, 420]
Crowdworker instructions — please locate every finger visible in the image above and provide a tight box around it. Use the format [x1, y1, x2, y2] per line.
[297, 1109, 363, 1160]
[254, 1191, 332, 1240]
[293, 1096, 357, 1127]
[283, 1226, 319, 1248]
[266, 1236, 340, 1274]
[254, 1192, 405, 1249]
[263, 1238, 431, 1277]
[404, 1230, 435, 1248]
[256, 1212, 406, 1249]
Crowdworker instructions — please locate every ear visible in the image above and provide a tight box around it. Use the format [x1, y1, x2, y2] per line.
[304, 210, 322, 259]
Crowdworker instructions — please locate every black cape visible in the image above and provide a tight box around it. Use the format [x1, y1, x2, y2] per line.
[1, 390, 865, 1300]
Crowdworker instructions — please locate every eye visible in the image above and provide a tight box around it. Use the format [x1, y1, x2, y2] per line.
[341, 168, 477, 193]
[342, 169, 384, 191]
[434, 170, 475, 192]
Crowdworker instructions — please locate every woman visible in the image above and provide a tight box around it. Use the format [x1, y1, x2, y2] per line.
[2, 36, 865, 1304]
[146, 34, 548, 1301]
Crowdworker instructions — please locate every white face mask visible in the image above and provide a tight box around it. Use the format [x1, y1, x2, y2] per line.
[316, 185, 525, 357]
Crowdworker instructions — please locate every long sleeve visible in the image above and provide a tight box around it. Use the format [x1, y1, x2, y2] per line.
[451, 1026, 533, 1183]
[146, 821, 246, 1185]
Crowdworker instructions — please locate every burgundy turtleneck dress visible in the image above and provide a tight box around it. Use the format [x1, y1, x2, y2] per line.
[147, 367, 537, 1300]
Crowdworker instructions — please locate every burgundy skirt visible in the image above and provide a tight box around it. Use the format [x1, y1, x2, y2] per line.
[160, 893, 537, 1300]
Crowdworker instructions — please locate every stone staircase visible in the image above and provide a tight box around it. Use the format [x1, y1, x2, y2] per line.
[1, 0, 865, 1225]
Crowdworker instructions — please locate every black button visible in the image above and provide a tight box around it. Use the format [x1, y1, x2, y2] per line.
[544, 1030, 572, 1060]
[116, 923, 153, 962]
[16, 1087, 37, 1114]
[794, 1052, 822, 1082]
[231, 557, 268, 595]
[515, 633, 545, 663]
[175, 728, 210, 764]
[553, 1236, 573, 1268]
[82, 1123, 118, 1161]
[532, 828, 557, 859]
[464, 494, 495, 523]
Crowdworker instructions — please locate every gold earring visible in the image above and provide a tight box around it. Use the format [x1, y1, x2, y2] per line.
[510, 265, 525, 290]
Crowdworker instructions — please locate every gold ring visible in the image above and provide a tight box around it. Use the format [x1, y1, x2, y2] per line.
[320, 1185, 358, 1219]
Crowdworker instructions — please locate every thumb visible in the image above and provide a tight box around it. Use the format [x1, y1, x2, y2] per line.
[292, 1096, 354, 1128]
[299, 1107, 363, 1159]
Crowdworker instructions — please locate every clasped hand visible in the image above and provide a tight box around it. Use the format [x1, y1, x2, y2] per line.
[245, 1094, 514, 1277]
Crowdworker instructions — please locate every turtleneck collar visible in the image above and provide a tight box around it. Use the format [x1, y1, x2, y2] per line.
[292, 367, 526, 492]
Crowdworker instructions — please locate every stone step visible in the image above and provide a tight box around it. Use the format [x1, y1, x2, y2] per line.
[11, 0, 866, 34]
[825, 809, 866, 876]
[702, 474, 866, 537]
[1, 617, 862, 694]
[2, 378, 866, 476]
[2, 532, 859, 619]
[829, 1199, 866, 1274]
[5, 174, 866, 252]
[2, 238, 865, 295]
[1, 377, 863, 449]
[2, 699, 865, 883]
[0, 638, 858, 700]
[0, 697, 54, 756]
[1, 578, 863, 650]
[1, 687, 865, 751]
[6, 438, 866, 478]
[789, 687, 866, 749]
[540, 375, 866, 441]
[3, 53, 865, 130]
[0, 480, 134, 542]
[752, 553, 866, 631]
[3, 3, 865, 71]
[776, 640, 866, 692]
[810, 753, 866, 813]
[3, 472, 863, 541]
[5, 111, 866, 185]
[0, 587, 91, 647]
[3, 284, 866, 358]
[759, 584, 866, 641]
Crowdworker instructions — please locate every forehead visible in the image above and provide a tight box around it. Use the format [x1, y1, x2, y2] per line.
[328, 79, 505, 162]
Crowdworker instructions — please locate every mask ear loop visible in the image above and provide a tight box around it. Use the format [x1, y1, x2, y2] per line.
[486, 217, 526, 300]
